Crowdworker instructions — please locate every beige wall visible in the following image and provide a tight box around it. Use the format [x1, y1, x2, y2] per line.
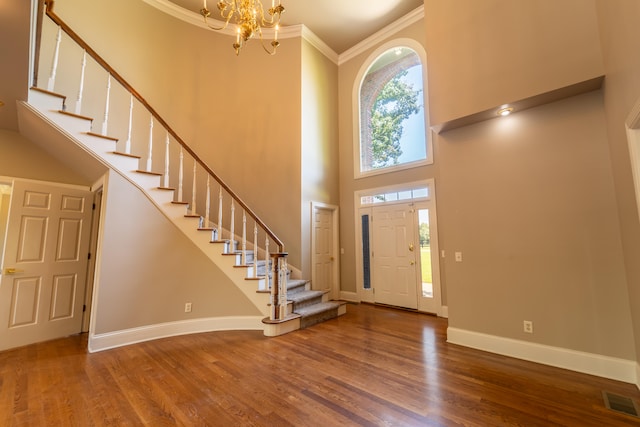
[301, 39, 340, 277]
[54, 0, 305, 268]
[424, 0, 604, 126]
[0, 129, 89, 184]
[338, 0, 636, 360]
[93, 170, 261, 334]
[595, 0, 640, 365]
[439, 92, 634, 358]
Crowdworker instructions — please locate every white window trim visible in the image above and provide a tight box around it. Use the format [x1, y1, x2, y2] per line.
[352, 38, 433, 180]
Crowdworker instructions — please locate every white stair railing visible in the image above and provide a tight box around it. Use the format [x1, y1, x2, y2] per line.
[38, 0, 285, 280]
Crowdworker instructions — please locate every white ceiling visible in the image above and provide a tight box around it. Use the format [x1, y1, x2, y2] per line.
[167, 0, 424, 54]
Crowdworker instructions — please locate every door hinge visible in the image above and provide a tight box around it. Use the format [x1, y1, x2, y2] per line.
[82, 304, 86, 312]
[92, 203, 96, 210]
[88, 252, 91, 260]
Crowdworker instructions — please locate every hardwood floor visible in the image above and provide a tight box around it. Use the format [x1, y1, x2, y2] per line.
[1, 304, 639, 426]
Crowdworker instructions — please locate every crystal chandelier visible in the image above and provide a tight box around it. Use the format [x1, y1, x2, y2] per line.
[200, 0, 285, 56]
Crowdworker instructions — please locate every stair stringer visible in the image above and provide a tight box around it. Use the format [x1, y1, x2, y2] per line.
[19, 93, 271, 321]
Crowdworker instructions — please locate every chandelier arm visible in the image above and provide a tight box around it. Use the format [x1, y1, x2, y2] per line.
[257, 28, 278, 55]
[202, 8, 234, 31]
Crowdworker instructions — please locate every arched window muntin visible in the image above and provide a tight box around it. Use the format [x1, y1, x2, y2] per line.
[353, 38, 432, 179]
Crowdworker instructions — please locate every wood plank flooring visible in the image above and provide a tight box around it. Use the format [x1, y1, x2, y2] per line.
[1, 303, 639, 426]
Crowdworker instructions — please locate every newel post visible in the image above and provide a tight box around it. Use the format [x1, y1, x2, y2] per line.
[269, 252, 288, 321]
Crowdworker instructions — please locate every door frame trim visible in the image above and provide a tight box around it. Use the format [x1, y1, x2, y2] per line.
[310, 201, 340, 300]
[353, 179, 442, 315]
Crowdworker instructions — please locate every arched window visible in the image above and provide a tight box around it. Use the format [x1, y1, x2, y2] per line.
[354, 40, 430, 177]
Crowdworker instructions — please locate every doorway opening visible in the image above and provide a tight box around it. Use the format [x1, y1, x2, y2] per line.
[355, 179, 442, 315]
[0, 177, 101, 351]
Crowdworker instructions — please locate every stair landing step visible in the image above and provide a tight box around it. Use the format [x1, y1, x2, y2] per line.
[294, 301, 341, 318]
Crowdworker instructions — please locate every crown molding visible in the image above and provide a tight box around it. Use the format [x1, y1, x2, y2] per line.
[301, 26, 339, 64]
[338, 5, 425, 66]
[142, 0, 420, 65]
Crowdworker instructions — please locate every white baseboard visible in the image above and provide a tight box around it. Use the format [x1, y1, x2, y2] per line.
[88, 316, 264, 353]
[447, 327, 637, 384]
[340, 291, 359, 303]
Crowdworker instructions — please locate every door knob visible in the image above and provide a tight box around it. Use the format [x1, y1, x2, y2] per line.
[4, 268, 23, 275]
[409, 243, 414, 252]
[410, 261, 415, 265]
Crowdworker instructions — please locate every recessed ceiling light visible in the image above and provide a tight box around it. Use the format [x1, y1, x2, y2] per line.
[497, 107, 513, 116]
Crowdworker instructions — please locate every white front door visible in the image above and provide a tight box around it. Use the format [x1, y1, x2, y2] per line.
[311, 203, 338, 297]
[0, 179, 93, 351]
[372, 204, 418, 309]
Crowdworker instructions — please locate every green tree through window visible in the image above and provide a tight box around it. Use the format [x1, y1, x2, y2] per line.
[370, 70, 421, 168]
[359, 46, 427, 175]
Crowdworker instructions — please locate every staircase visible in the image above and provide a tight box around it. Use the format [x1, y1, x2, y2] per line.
[23, 2, 346, 339]
[23, 85, 346, 337]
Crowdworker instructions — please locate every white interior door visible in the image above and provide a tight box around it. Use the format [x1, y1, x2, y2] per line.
[0, 179, 93, 351]
[372, 204, 418, 309]
[311, 203, 338, 297]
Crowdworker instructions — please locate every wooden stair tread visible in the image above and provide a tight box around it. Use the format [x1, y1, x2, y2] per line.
[135, 170, 162, 176]
[158, 186, 175, 191]
[86, 132, 119, 142]
[59, 110, 93, 122]
[171, 201, 189, 205]
[31, 86, 66, 100]
[113, 151, 140, 159]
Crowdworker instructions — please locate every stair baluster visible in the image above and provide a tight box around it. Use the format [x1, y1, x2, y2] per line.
[163, 132, 170, 187]
[101, 74, 110, 135]
[178, 147, 184, 202]
[47, 25, 61, 92]
[75, 51, 86, 115]
[253, 224, 258, 278]
[205, 176, 211, 228]
[241, 211, 247, 266]
[191, 162, 197, 214]
[217, 187, 223, 241]
[125, 95, 133, 154]
[264, 237, 270, 289]
[229, 200, 235, 253]
[146, 117, 153, 172]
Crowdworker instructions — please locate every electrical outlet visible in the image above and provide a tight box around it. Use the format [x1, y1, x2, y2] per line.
[455, 251, 463, 262]
[523, 320, 533, 334]
[185, 302, 192, 313]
